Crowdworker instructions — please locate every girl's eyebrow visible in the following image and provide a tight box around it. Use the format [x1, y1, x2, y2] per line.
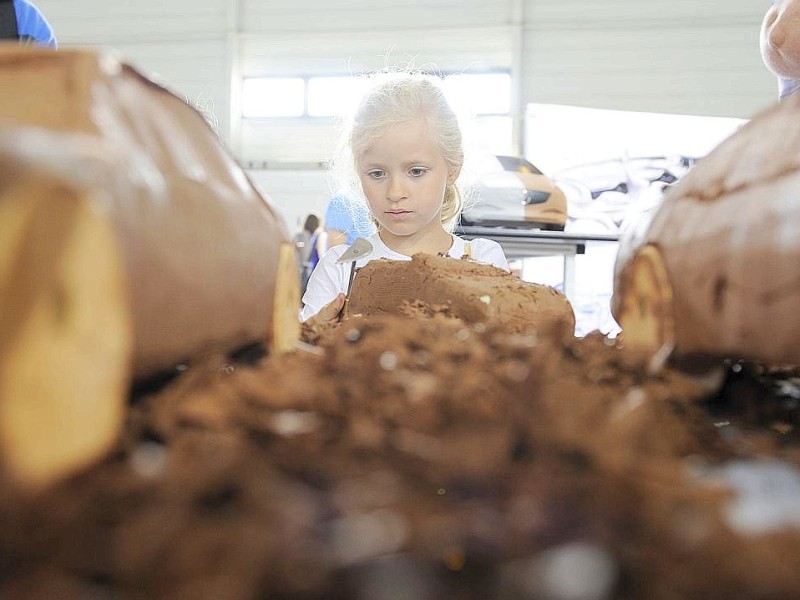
[360, 161, 384, 168]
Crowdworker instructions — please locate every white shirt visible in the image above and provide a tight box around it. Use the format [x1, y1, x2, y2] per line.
[299, 231, 509, 322]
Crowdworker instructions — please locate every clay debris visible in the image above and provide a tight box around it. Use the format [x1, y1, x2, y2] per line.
[3, 314, 800, 599]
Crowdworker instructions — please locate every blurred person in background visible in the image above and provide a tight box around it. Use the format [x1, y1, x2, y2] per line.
[293, 212, 323, 295]
[761, 0, 800, 99]
[0, 0, 57, 48]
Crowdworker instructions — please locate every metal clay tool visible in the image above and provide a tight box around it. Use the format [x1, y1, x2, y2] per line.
[335, 237, 373, 311]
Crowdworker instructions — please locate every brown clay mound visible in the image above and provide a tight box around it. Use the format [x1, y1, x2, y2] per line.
[3, 314, 800, 599]
[345, 253, 575, 335]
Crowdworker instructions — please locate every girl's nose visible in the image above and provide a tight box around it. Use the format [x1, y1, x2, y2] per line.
[387, 176, 408, 201]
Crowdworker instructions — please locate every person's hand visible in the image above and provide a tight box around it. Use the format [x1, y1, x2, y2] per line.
[307, 293, 346, 327]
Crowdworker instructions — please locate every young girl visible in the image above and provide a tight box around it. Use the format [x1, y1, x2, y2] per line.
[300, 72, 509, 324]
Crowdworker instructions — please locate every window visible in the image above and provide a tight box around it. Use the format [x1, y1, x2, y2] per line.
[307, 77, 371, 117]
[441, 72, 511, 115]
[242, 78, 305, 118]
[241, 71, 514, 155]
[242, 71, 512, 119]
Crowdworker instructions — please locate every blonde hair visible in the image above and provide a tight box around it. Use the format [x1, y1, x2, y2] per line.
[331, 72, 465, 231]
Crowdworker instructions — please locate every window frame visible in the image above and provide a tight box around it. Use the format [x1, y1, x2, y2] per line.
[241, 69, 513, 120]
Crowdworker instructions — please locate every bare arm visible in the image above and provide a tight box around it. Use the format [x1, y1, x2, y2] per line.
[325, 228, 347, 249]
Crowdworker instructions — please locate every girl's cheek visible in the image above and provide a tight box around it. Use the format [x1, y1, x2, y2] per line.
[362, 181, 382, 201]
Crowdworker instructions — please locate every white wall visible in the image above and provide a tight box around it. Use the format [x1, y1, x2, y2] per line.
[34, 0, 777, 231]
[36, 0, 236, 140]
[521, 0, 776, 119]
[37, 0, 776, 153]
[248, 169, 330, 234]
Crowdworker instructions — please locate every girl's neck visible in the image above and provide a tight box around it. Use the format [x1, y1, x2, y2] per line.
[378, 227, 453, 257]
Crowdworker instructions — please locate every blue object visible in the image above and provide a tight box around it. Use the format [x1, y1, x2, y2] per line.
[324, 193, 375, 245]
[2, 0, 57, 48]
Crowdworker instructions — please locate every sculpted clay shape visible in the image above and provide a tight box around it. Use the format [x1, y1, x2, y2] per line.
[612, 94, 800, 365]
[0, 47, 294, 490]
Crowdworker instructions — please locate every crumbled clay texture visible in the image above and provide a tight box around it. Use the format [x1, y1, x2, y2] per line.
[7, 45, 800, 600]
[4, 306, 800, 598]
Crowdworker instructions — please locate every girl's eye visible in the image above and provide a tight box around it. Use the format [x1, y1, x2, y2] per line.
[409, 167, 428, 177]
[367, 170, 385, 179]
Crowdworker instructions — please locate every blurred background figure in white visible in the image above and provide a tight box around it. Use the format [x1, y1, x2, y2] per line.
[761, 0, 800, 99]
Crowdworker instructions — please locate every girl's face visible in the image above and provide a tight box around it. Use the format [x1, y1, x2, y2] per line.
[762, 0, 800, 78]
[357, 118, 458, 242]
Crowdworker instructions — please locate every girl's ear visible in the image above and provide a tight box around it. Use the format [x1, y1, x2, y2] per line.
[447, 164, 462, 185]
